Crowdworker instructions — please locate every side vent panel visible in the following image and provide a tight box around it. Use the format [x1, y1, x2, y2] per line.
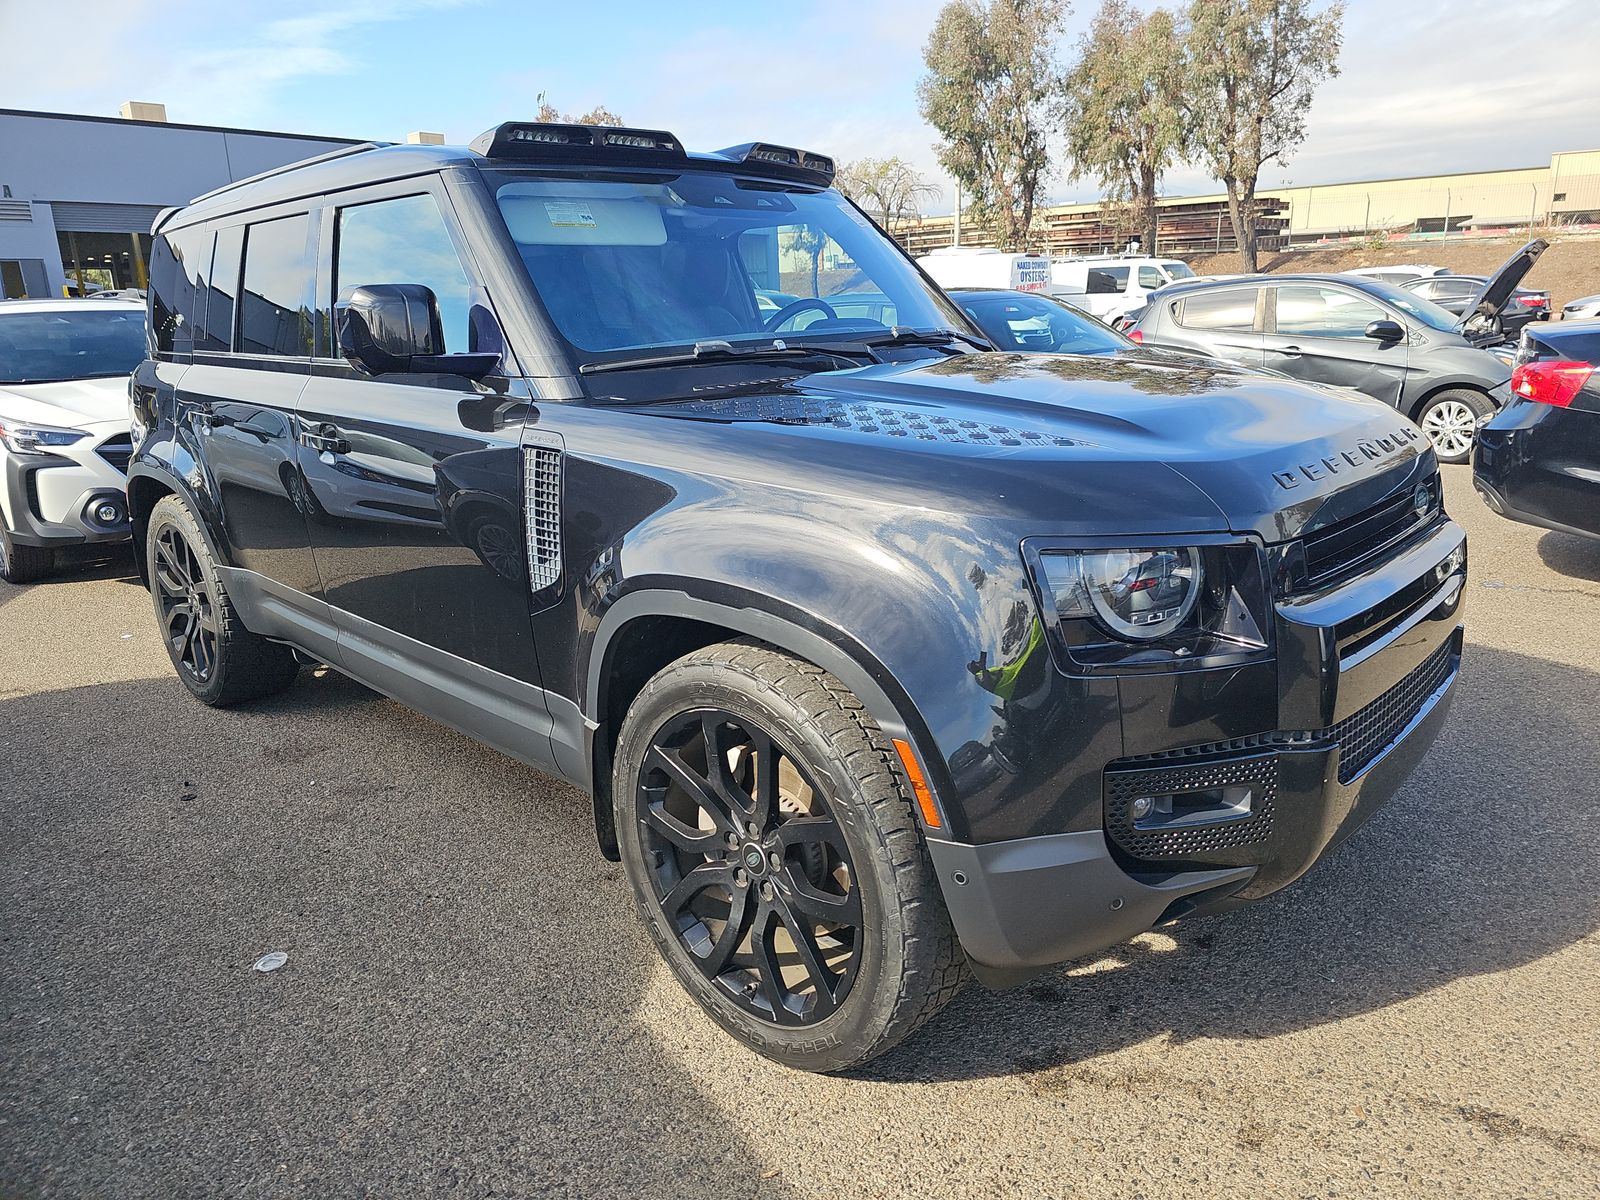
[523, 434, 563, 594]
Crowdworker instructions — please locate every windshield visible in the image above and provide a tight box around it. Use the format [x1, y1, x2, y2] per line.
[0, 308, 146, 384]
[1355, 279, 1462, 332]
[490, 171, 967, 361]
[956, 292, 1130, 355]
[1163, 262, 1196, 280]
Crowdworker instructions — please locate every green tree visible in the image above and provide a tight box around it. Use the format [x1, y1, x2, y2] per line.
[1182, 0, 1344, 270]
[1060, 1, 1187, 255]
[836, 158, 941, 236]
[918, 0, 1069, 251]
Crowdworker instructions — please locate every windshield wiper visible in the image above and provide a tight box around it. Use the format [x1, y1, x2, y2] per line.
[580, 338, 875, 375]
[855, 326, 993, 353]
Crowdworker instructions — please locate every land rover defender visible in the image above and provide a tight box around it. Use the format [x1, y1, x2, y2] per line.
[129, 123, 1466, 1072]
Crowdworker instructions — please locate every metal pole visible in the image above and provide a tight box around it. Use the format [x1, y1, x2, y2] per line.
[1443, 189, 1451, 238]
[1530, 183, 1538, 233]
[1364, 194, 1371, 241]
[953, 182, 962, 247]
[1216, 209, 1223, 252]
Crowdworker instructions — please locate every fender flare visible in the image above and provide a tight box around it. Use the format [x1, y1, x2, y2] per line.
[126, 460, 231, 570]
[585, 587, 922, 749]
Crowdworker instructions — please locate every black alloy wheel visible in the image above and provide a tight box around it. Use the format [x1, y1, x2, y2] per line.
[152, 523, 219, 682]
[636, 708, 862, 1025]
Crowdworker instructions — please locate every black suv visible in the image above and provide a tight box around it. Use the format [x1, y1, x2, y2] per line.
[129, 122, 1467, 1072]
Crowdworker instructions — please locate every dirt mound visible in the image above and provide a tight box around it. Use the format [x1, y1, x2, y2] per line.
[1188, 237, 1600, 309]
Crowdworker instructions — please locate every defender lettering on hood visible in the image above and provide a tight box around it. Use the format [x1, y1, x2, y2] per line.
[1271, 425, 1423, 490]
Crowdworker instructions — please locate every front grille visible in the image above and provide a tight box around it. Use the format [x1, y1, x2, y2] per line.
[1329, 638, 1455, 783]
[96, 433, 133, 474]
[1104, 753, 1278, 863]
[1301, 477, 1439, 585]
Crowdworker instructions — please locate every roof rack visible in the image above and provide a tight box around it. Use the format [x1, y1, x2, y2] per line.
[186, 141, 391, 206]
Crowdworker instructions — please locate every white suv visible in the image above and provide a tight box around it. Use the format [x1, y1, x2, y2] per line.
[0, 298, 144, 583]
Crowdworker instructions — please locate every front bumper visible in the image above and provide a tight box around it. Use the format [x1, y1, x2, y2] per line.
[2, 433, 132, 547]
[930, 519, 1467, 987]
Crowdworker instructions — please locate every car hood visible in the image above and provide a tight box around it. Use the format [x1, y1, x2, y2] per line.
[0, 376, 129, 429]
[1460, 238, 1547, 332]
[639, 353, 1434, 543]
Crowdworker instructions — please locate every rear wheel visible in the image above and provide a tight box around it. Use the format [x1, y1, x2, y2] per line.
[0, 511, 55, 584]
[146, 495, 299, 706]
[1416, 389, 1492, 464]
[613, 639, 965, 1073]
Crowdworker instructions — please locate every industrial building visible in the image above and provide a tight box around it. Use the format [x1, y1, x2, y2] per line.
[893, 149, 1600, 259]
[0, 105, 372, 299]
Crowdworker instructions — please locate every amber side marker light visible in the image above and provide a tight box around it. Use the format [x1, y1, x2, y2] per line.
[892, 739, 942, 830]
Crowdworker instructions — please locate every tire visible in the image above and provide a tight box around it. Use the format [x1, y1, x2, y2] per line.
[0, 510, 55, 584]
[1415, 388, 1492, 465]
[146, 494, 299, 706]
[613, 639, 966, 1073]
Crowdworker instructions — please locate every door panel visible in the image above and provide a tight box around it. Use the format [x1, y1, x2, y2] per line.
[294, 374, 540, 686]
[180, 361, 319, 595]
[1264, 284, 1408, 407]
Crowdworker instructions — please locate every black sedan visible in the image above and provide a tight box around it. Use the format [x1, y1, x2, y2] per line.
[1402, 273, 1551, 337]
[1474, 320, 1600, 541]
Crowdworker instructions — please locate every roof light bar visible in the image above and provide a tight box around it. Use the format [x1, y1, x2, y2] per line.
[470, 122, 686, 162]
[715, 142, 836, 185]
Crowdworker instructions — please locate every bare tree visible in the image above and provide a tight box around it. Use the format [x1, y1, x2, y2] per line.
[1183, 0, 1344, 270]
[534, 92, 625, 126]
[918, 0, 1068, 251]
[1061, 0, 1187, 254]
[836, 158, 942, 235]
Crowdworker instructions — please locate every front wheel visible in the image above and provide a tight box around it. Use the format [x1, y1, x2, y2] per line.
[613, 640, 965, 1072]
[1416, 389, 1493, 464]
[0, 510, 54, 584]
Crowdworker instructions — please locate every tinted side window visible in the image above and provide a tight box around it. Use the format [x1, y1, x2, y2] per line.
[1275, 285, 1385, 339]
[149, 226, 213, 355]
[239, 214, 313, 357]
[1176, 288, 1257, 331]
[335, 194, 472, 353]
[1086, 266, 1130, 295]
[198, 226, 242, 352]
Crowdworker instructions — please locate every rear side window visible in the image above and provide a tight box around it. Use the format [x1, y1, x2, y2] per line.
[198, 226, 242, 352]
[1086, 267, 1130, 295]
[1176, 288, 1257, 331]
[239, 214, 314, 357]
[149, 226, 209, 355]
[335, 194, 473, 354]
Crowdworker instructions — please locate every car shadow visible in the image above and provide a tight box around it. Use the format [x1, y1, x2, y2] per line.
[0, 669, 801, 1197]
[1536, 529, 1600, 582]
[865, 641, 1600, 1083]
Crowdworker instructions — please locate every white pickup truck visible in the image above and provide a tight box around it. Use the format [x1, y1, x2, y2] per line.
[1051, 256, 1198, 324]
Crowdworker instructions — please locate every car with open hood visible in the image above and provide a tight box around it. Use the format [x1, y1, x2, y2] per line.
[127, 122, 1467, 1073]
[0, 297, 144, 582]
[1125, 241, 1547, 465]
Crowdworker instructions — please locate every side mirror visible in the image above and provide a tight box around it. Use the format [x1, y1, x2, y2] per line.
[336, 283, 500, 380]
[1365, 319, 1405, 342]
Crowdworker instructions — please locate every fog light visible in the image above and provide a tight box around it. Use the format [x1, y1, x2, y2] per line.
[1437, 544, 1465, 583]
[95, 501, 122, 523]
[1131, 796, 1155, 820]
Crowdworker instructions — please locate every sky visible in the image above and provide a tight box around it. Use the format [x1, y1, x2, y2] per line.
[4, 0, 1598, 213]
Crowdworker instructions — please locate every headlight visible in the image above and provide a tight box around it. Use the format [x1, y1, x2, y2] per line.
[1029, 540, 1272, 672]
[0, 416, 88, 456]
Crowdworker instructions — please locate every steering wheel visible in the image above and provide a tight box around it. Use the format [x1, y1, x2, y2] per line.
[764, 297, 838, 332]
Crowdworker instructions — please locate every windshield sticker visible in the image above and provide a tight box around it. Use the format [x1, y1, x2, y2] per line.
[544, 201, 597, 228]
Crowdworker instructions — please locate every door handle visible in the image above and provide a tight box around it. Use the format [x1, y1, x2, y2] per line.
[298, 421, 350, 455]
[1279, 345, 1303, 355]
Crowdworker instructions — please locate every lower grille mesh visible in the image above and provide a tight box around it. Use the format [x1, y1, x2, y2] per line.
[1105, 753, 1277, 862]
[1330, 639, 1455, 783]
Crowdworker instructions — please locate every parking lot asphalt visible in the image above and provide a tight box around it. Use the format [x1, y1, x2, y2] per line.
[2, 468, 1598, 1200]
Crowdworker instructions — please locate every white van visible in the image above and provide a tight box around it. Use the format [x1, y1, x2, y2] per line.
[1051, 255, 1198, 323]
[916, 246, 1054, 295]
